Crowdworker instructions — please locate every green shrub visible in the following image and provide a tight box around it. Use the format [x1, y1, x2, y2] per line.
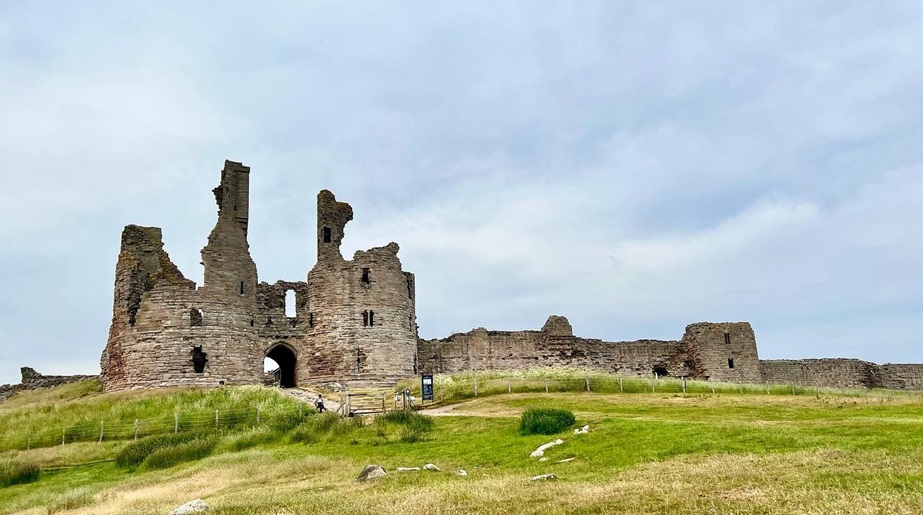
[0, 459, 40, 487]
[142, 436, 218, 469]
[115, 432, 203, 469]
[519, 407, 575, 435]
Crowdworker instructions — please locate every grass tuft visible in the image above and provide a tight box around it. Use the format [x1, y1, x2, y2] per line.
[518, 407, 575, 435]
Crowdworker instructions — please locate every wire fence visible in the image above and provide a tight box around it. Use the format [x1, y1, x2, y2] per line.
[0, 403, 316, 453]
[400, 371, 899, 406]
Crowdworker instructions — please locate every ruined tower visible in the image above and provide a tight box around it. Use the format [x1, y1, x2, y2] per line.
[303, 191, 418, 381]
[101, 161, 418, 392]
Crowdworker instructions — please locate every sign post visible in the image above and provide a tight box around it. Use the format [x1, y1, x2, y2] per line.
[421, 374, 434, 404]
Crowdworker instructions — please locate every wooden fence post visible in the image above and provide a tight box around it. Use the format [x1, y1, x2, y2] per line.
[134, 419, 139, 440]
[174, 412, 179, 433]
[585, 376, 590, 392]
[507, 376, 511, 394]
[682, 377, 687, 394]
[619, 376, 623, 393]
[474, 379, 478, 397]
[99, 421, 104, 443]
[544, 377, 549, 393]
[215, 410, 219, 428]
[256, 407, 261, 425]
[61, 428, 66, 447]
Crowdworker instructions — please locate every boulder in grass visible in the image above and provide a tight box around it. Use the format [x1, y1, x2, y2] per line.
[423, 463, 440, 471]
[169, 499, 209, 514]
[573, 425, 590, 435]
[357, 464, 387, 482]
[529, 474, 557, 481]
[457, 469, 468, 476]
[396, 467, 420, 472]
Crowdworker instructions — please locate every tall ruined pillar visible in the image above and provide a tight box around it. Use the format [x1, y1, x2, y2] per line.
[201, 160, 258, 297]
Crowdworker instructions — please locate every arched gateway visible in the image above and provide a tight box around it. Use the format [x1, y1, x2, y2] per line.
[265, 343, 297, 388]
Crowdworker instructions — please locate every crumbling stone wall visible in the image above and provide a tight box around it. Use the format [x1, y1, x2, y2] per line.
[417, 316, 693, 378]
[0, 368, 97, 402]
[760, 359, 923, 390]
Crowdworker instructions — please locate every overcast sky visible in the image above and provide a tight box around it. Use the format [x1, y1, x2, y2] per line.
[1, 1, 921, 385]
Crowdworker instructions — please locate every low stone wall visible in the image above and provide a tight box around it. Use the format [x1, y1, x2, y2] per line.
[880, 364, 923, 390]
[759, 359, 883, 389]
[0, 367, 98, 402]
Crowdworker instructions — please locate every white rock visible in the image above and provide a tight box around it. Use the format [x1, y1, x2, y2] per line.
[539, 457, 548, 462]
[170, 499, 209, 514]
[423, 463, 440, 471]
[396, 467, 420, 472]
[457, 469, 468, 476]
[530, 439, 564, 458]
[573, 425, 590, 435]
[529, 474, 557, 481]
[557, 457, 576, 463]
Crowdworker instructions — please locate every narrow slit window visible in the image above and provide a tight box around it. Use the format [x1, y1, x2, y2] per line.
[724, 331, 731, 345]
[369, 310, 375, 327]
[240, 281, 245, 295]
[361, 268, 371, 285]
[362, 311, 369, 327]
[727, 358, 735, 369]
[308, 312, 315, 328]
[322, 227, 332, 243]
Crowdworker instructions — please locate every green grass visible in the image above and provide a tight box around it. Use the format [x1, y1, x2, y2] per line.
[3, 379, 923, 514]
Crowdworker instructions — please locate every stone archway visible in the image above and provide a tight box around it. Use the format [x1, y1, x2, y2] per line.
[265, 343, 297, 388]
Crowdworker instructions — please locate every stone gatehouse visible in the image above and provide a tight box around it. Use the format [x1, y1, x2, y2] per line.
[99, 160, 923, 392]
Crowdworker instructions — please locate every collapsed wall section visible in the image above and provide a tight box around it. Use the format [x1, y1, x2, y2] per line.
[417, 316, 689, 377]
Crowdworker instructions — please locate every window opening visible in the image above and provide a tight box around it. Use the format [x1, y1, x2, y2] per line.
[190, 308, 203, 327]
[322, 227, 331, 243]
[128, 307, 138, 326]
[361, 268, 371, 285]
[362, 311, 369, 327]
[192, 346, 208, 373]
[727, 358, 735, 369]
[266, 317, 273, 326]
[250, 319, 255, 327]
[356, 348, 363, 373]
[653, 366, 668, 378]
[369, 310, 375, 327]
[308, 312, 315, 328]
[285, 290, 297, 318]
[240, 281, 245, 295]
[724, 331, 731, 345]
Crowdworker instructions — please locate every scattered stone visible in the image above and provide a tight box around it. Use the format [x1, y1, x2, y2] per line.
[573, 425, 590, 435]
[457, 469, 468, 476]
[396, 467, 420, 472]
[357, 464, 387, 482]
[169, 499, 209, 514]
[529, 474, 557, 481]
[539, 457, 548, 462]
[557, 457, 576, 463]
[530, 439, 564, 458]
[423, 463, 441, 471]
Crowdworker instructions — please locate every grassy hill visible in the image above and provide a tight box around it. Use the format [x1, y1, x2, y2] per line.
[2, 376, 923, 514]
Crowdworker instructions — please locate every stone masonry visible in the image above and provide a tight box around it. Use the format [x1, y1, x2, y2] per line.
[95, 160, 923, 393]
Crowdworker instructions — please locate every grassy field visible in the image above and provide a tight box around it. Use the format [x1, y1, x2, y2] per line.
[2, 379, 923, 514]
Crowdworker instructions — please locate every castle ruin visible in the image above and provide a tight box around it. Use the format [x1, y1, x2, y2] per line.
[99, 161, 923, 392]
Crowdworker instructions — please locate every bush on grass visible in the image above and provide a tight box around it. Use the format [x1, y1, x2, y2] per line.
[519, 407, 575, 435]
